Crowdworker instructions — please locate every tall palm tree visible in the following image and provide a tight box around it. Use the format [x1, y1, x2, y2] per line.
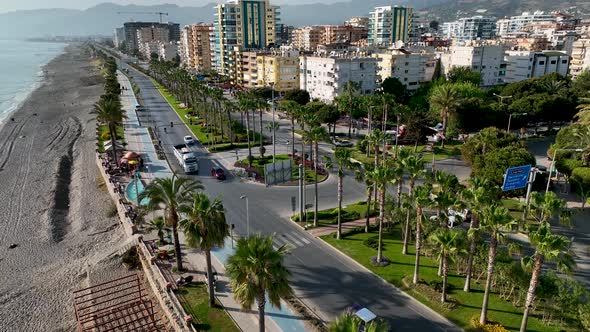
[462, 177, 498, 292]
[279, 100, 301, 159]
[413, 184, 433, 284]
[429, 229, 465, 302]
[226, 235, 293, 332]
[519, 222, 575, 332]
[429, 83, 462, 148]
[138, 175, 203, 271]
[355, 162, 375, 233]
[146, 216, 167, 244]
[575, 97, 590, 125]
[366, 164, 394, 263]
[476, 204, 517, 325]
[92, 97, 126, 164]
[529, 191, 571, 224]
[326, 148, 354, 239]
[179, 193, 229, 307]
[307, 126, 328, 227]
[342, 81, 360, 138]
[365, 129, 389, 167]
[329, 311, 389, 332]
[401, 153, 427, 255]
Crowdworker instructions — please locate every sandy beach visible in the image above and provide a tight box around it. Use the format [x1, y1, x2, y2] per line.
[0, 44, 130, 331]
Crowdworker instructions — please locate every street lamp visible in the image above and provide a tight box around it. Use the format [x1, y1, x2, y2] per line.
[493, 93, 513, 131]
[507, 112, 527, 133]
[270, 82, 276, 163]
[240, 194, 250, 237]
[545, 148, 583, 194]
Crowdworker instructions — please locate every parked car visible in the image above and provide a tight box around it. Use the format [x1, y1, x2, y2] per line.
[333, 139, 353, 147]
[184, 135, 195, 145]
[211, 168, 226, 181]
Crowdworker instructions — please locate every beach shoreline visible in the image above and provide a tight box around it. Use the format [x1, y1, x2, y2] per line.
[0, 43, 129, 331]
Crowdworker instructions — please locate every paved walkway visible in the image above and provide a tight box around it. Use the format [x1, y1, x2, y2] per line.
[117, 71, 307, 332]
[308, 217, 378, 237]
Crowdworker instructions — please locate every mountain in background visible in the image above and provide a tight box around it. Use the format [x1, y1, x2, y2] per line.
[0, 0, 445, 39]
[424, 0, 590, 22]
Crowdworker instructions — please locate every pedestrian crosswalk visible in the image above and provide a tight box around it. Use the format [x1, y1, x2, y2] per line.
[272, 231, 311, 250]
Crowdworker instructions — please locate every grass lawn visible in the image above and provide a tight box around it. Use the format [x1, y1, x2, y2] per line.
[292, 200, 376, 228]
[97, 124, 124, 153]
[321, 227, 572, 332]
[175, 283, 239, 332]
[412, 141, 463, 161]
[238, 154, 328, 183]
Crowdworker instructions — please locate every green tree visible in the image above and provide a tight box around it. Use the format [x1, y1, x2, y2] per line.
[92, 98, 126, 164]
[475, 204, 517, 324]
[329, 311, 389, 332]
[342, 81, 360, 137]
[325, 148, 355, 239]
[227, 235, 293, 332]
[380, 77, 406, 102]
[575, 97, 590, 124]
[520, 222, 575, 332]
[413, 184, 433, 284]
[179, 193, 229, 306]
[429, 229, 466, 302]
[279, 100, 301, 159]
[146, 217, 167, 244]
[401, 153, 426, 255]
[355, 162, 375, 233]
[572, 69, 590, 98]
[366, 164, 394, 263]
[473, 144, 536, 187]
[139, 175, 203, 271]
[307, 126, 328, 227]
[430, 83, 463, 148]
[446, 67, 482, 86]
[284, 88, 310, 105]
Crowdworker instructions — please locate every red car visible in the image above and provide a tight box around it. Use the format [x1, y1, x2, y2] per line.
[211, 168, 226, 181]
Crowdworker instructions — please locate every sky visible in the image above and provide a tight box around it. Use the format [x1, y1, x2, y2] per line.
[0, 0, 343, 13]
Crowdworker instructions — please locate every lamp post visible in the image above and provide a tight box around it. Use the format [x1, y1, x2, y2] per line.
[271, 82, 276, 163]
[507, 113, 527, 133]
[493, 93, 513, 131]
[240, 195, 250, 237]
[545, 148, 583, 194]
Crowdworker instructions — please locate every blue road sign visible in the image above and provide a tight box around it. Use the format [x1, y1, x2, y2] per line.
[502, 165, 532, 191]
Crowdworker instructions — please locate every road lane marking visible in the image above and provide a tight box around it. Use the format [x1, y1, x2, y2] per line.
[282, 233, 304, 247]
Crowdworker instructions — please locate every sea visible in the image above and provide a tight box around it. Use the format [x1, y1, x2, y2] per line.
[0, 39, 67, 124]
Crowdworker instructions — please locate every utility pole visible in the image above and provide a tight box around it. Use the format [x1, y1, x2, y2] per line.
[299, 164, 304, 226]
[522, 168, 537, 223]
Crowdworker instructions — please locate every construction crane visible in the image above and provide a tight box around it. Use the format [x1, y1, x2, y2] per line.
[117, 11, 169, 23]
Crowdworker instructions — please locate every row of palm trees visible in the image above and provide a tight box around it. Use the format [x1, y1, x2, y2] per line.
[137, 175, 292, 331]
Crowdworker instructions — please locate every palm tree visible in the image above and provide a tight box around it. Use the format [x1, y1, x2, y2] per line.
[429, 83, 462, 148]
[226, 235, 293, 332]
[519, 222, 575, 332]
[329, 311, 389, 332]
[179, 193, 229, 307]
[529, 191, 571, 224]
[366, 164, 394, 263]
[429, 229, 465, 302]
[342, 81, 360, 138]
[365, 129, 389, 167]
[146, 216, 167, 244]
[413, 184, 433, 284]
[401, 153, 427, 255]
[279, 100, 301, 159]
[355, 162, 375, 233]
[462, 177, 498, 292]
[326, 148, 354, 239]
[575, 97, 590, 125]
[476, 204, 517, 325]
[92, 97, 126, 164]
[307, 126, 328, 227]
[138, 175, 203, 271]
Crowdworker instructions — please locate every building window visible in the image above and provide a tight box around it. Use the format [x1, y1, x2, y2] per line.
[539, 61, 545, 65]
[550, 60, 556, 64]
[562, 60, 567, 64]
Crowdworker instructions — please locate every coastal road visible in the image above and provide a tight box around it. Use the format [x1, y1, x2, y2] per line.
[118, 59, 460, 331]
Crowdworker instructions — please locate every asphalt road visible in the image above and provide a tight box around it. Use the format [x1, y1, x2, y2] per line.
[116, 57, 460, 331]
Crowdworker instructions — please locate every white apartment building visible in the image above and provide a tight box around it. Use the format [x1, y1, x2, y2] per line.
[504, 50, 569, 83]
[368, 6, 413, 45]
[299, 54, 379, 103]
[375, 48, 437, 90]
[440, 44, 504, 86]
[496, 18, 510, 37]
[139, 41, 178, 61]
[113, 27, 126, 48]
[442, 16, 497, 41]
[570, 38, 590, 79]
[496, 11, 556, 37]
[180, 24, 214, 73]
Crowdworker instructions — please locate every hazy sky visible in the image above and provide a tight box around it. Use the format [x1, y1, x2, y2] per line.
[0, 0, 343, 13]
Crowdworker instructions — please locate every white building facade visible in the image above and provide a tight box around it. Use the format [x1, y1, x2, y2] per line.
[442, 16, 497, 41]
[570, 38, 590, 79]
[299, 55, 379, 103]
[497, 11, 556, 37]
[440, 44, 504, 86]
[504, 50, 569, 83]
[375, 49, 437, 90]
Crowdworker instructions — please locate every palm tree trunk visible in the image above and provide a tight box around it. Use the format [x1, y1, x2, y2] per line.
[463, 214, 480, 292]
[259, 110, 264, 153]
[291, 117, 295, 158]
[337, 174, 343, 240]
[402, 208, 411, 255]
[520, 254, 544, 332]
[397, 181, 403, 208]
[365, 189, 372, 232]
[314, 141, 319, 227]
[257, 292, 266, 332]
[441, 109, 448, 149]
[480, 235, 498, 325]
[245, 110, 252, 166]
[441, 254, 448, 303]
[109, 123, 118, 166]
[377, 187, 386, 263]
[205, 249, 215, 307]
[413, 207, 422, 284]
[172, 223, 183, 271]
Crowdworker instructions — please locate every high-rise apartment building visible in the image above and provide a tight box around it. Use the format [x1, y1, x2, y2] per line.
[323, 25, 368, 45]
[180, 24, 214, 73]
[442, 16, 497, 41]
[374, 48, 437, 90]
[440, 44, 504, 86]
[123, 22, 180, 54]
[504, 50, 569, 83]
[291, 26, 324, 51]
[345, 17, 370, 28]
[570, 38, 590, 79]
[368, 6, 413, 45]
[213, 0, 280, 76]
[496, 11, 556, 37]
[137, 26, 170, 44]
[113, 27, 126, 48]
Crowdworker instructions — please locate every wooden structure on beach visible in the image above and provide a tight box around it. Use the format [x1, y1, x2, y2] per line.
[73, 273, 168, 331]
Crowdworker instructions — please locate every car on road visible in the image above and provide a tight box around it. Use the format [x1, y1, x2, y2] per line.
[211, 168, 226, 181]
[333, 139, 353, 147]
[184, 135, 195, 145]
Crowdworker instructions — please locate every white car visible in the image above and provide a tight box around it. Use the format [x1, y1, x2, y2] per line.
[183, 135, 195, 145]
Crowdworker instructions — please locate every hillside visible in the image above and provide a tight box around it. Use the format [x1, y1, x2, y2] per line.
[0, 0, 445, 39]
[425, 0, 590, 22]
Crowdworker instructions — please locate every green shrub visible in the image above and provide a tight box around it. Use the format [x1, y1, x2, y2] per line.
[106, 203, 118, 218]
[363, 236, 381, 250]
[122, 246, 140, 269]
[556, 158, 583, 178]
[571, 167, 590, 197]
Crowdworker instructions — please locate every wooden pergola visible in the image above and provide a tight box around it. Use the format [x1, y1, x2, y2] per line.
[73, 274, 168, 331]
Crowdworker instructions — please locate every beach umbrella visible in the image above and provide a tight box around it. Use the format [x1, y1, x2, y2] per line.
[122, 151, 140, 160]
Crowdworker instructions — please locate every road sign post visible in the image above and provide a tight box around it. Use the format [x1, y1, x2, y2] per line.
[502, 165, 532, 192]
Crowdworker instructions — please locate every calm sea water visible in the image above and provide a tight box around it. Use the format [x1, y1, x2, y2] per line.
[0, 40, 66, 124]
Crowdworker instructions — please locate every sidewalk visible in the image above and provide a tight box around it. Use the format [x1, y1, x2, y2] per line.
[308, 217, 378, 237]
[117, 71, 307, 332]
